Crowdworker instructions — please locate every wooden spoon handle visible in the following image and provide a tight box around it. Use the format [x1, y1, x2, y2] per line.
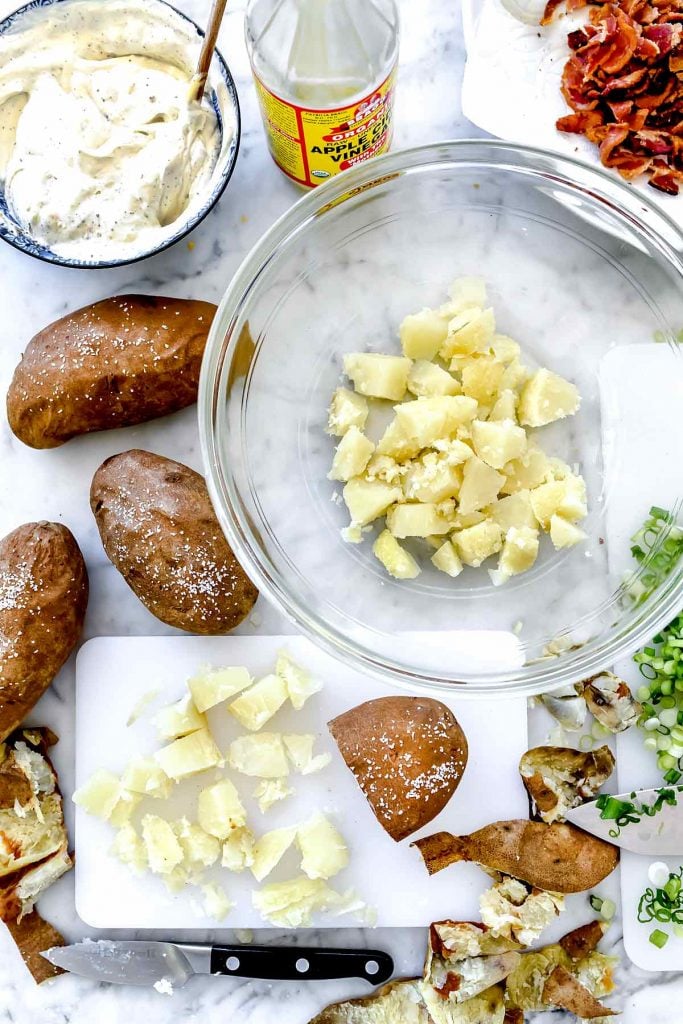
[191, 0, 229, 103]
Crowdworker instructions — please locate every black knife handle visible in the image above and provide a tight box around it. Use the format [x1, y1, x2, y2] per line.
[209, 945, 393, 984]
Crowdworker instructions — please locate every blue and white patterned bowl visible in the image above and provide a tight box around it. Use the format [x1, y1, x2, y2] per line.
[0, 0, 241, 269]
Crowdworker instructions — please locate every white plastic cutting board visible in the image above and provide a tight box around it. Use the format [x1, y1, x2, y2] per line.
[601, 345, 683, 970]
[75, 635, 528, 930]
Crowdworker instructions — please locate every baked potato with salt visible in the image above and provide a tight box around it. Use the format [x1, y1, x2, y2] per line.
[90, 450, 258, 634]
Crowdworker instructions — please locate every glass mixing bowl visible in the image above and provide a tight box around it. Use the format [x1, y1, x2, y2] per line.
[200, 140, 683, 697]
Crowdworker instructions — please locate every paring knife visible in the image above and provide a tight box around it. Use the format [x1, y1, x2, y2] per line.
[566, 785, 683, 855]
[42, 940, 394, 989]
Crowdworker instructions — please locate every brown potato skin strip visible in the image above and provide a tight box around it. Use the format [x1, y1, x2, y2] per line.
[413, 820, 618, 893]
[543, 965, 617, 1018]
[6, 911, 65, 984]
[559, 920, 609, 961]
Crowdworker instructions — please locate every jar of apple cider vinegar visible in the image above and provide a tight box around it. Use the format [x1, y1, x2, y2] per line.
[245, 0, 400, 188]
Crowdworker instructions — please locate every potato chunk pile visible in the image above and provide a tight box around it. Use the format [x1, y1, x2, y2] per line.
[73, 654, 367, 926]
[327, 278, 586, 585]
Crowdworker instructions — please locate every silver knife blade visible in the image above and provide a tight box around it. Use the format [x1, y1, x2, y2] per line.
[566, 786, 683, 855]
[42, 940, 204, 988]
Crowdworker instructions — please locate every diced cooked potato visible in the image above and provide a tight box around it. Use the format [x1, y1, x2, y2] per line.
[252, 875, 334, 928]
[111, 823, 147, 873]
[283, 734, 332, 775]
[449, 510, 487, 531]
[550, 515, 587, 549]
[471, 419, 527, 470]
[342, 478, 402, 527]
[403, 453, 462, 503]
[164, 866, 191, 894]
[407, 360, 460, 398]
[489, 491, 538, 532]
[431, 438, 474, 464]
[400, 308, 449, 360]
[254, 779, 294, 813]
[121, 756, 172, 799]
[500, 358, 531, 393]
[328, 427, 375, 483]
[431, 540, 463, 577]
[440, 307, 496, 359]
[154, 728, 222, 780]
[251, 826, 298, 882]
[365, 453, 403, 484]
[460, 355, 506, 405]
[488, 388, 518, 421]
[452, 519, 503, 567]
[201, 882, 234, 921]
[109, 791, 142, 828]
[222, 827, 255, 871]
[518, 369, 580, 427]
[326, 387, 369, 437]
[386, 503, 452, 539]
[491, 334, 521, 364]
[141, 814, 184, 875]
[448, 276, 487, 310]
[343, 352, 411, 401]
[395, 396, 478, 448]
[188, 666, 252, 712]
[276, 651, 322, 710]
[73, 769, 121, 820]
[373, 529, 421, 579]
[458, 457, 505, 515]
[173, 818, 220, 867]
[375, 417, 422, 461]
[229, 673, 288, 731]
[229, 733, 290, 778]
[155, 695, 206, 741]
[501, 442, 551, 495]
[198, 779, 247, 838]
[530, 475, 587, 528]
[297, 813, 349, 881]
[497, 526, 540, 580]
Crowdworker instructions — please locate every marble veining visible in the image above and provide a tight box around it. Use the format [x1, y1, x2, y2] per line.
[0, 0, 680, 1021]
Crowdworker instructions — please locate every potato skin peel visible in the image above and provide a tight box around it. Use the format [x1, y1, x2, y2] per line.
[413, 819, 618, 893]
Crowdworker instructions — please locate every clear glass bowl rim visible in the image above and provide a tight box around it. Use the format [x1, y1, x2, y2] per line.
[199, 138, 683, 699]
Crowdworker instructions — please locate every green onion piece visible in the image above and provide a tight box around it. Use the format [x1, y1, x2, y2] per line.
[664, 768, 683, 785]
[650, 928, 669, 948]
[601, 898, 616, 921]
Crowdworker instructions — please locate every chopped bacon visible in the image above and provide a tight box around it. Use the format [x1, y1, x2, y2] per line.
[557, 110, 606, 131]
[546, 0, 683, 194]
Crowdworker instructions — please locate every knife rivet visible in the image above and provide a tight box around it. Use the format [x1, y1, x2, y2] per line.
[365, 960, 379, 975]
[295, 958, 310, 974]
[226, 956, 240, 971]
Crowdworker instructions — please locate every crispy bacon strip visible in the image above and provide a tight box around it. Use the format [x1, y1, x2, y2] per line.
[548, 0, 683, 194]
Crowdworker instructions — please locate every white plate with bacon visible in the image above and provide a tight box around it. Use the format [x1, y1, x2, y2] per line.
[461, 0, 683, 214]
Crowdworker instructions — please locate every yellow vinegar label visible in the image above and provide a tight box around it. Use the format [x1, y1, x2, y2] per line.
[252, 68, 397, 187]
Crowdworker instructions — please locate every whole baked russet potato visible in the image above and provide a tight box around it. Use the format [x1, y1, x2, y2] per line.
[90, 450, 258, 634]
[7, 295, 217, 449]
[0, 523, 88, 742]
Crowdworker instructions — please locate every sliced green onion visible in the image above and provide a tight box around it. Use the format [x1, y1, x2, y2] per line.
[664, 768, 682, 785]
[579, 735, 594, 751]
[650, 928, 669, 948]
[590, 895, 604, 913]
[601, 898, 616, 921]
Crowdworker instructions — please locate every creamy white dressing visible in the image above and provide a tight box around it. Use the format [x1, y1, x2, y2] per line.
[0, 0, 234, 260]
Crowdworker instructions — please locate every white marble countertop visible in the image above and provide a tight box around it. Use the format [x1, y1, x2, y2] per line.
[0, 0, 681, 1021]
